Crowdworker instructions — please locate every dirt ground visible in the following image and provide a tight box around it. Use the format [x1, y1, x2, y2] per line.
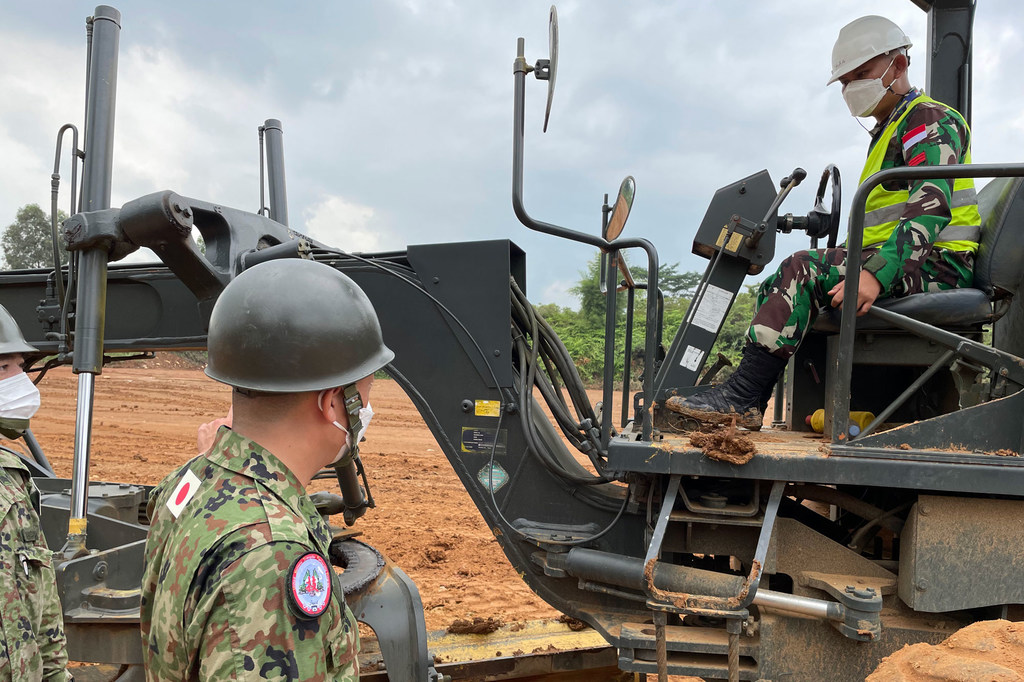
[29, 360, 562, 632]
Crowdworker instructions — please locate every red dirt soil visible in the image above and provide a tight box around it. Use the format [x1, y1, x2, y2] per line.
[29, 364, 560, 632]
[867, 619, 1024, 681]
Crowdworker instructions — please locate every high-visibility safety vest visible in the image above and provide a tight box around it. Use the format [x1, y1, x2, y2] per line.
[858, 93, 981, 253]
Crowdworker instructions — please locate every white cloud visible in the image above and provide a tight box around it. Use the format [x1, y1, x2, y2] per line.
[539, 278, 579, 309]
[2, 0, 1022, 310]
[302, 194, 392, 253]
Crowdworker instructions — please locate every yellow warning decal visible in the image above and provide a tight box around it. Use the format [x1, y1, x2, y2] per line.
[474, 400, 501, 417]
[715, 228, 743, 253]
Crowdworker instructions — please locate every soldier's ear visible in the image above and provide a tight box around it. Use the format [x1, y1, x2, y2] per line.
[316, 386, 345, 424]
[895, 51, 910, 76]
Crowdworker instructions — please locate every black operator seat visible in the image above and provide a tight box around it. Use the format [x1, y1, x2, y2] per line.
[814, 176, 1024, 332]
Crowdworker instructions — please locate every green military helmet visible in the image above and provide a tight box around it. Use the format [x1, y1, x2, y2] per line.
[205, 258, 395, 393]
[0, 305, 38, 356]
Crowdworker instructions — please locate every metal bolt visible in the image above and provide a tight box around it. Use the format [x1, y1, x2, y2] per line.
[916, 580, 927, 592]
[433, 276, 440, 284]
[493, 349, 501, 357]
[919, 504, 928, 516]
[182, 207, 193, 219]
[93, 561, 108, 581]
[173, 201, 183, 212]
[460, 400, 473, 413]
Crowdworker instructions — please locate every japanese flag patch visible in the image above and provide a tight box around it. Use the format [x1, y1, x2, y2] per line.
[165, 469, 202, 519]
[288, 552, 332, 619]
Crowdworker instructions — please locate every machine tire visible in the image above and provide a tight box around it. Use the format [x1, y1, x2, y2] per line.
[866, 619, 1024, 681]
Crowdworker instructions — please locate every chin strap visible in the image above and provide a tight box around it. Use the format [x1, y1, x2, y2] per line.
[333, 383, 372, 526]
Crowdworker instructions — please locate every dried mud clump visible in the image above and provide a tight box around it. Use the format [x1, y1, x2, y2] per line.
[689, 417, 757, 465]
[557, 614, 588, 631]
[424, 548, 447, 563]
[447, 616, 504, 635]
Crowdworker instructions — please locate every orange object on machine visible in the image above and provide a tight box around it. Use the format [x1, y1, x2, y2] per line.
[805, 409, 875, 436]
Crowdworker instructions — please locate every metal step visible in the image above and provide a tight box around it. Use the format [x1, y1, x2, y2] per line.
[616, 621, 760, 680]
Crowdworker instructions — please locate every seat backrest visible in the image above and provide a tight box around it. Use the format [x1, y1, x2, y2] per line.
[974, 176, 1024, 298]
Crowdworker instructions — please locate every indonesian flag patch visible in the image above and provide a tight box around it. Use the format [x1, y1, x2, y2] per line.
[902, 123, 928, 152]
[165, 469, 202, 519]
[288, 552, 332, 619]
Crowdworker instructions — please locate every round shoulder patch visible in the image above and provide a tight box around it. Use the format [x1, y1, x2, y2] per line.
[288, 552, 333, 619]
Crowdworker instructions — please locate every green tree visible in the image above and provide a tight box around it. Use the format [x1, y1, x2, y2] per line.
[540, 256, 757, 387]
[1, 204, 69, 270]
[628, 261, 701, 297]
[570, 254, 623, 329]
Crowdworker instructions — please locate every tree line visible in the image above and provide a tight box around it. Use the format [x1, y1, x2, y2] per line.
[537, 254, 755, 386]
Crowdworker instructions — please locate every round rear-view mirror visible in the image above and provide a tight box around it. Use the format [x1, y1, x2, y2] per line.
[543, 5, 558, 132]
[604, 175, 635, 241]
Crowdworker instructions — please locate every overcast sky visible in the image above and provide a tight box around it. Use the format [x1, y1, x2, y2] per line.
[1, 1, 1021, 307]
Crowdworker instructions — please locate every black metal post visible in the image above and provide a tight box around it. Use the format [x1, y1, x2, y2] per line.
[925, 0, 975, 127]
[601, 251, 619, 447]
[263, 118, 289, 226]
[622, 286, 635, 428]
[66, 5, 120, 553]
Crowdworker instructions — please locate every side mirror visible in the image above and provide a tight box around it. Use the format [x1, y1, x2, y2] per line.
[543, 6, 558, 132]
[604, 175, 636, 241]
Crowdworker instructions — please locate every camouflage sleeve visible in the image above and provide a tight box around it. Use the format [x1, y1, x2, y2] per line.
[35, 551, 71, 682]
[862, 104, 969, 295]
[0, 469, 71, 681]
[193, 540, 358, 682]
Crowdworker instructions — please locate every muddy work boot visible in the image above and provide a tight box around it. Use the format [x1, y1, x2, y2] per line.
[665, 344, 787, 431]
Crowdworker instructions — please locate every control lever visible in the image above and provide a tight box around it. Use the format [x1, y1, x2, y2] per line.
[745, 167, 806, 249]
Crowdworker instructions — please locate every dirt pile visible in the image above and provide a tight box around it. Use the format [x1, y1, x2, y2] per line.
[868, 620, 1024, 681]
[689, 417, 757, 464]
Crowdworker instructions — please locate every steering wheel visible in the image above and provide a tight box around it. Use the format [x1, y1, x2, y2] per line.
[808, 164, 841, 248]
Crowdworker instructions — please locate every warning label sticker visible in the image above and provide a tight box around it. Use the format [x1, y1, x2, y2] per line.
[680, 346, 704, 372]
[474, 400, 501, 418]
[477, 463, 510, 493]
[692, 284, 732, 333]
[460, 427, 508, 455]
[716, 228, 744, 253]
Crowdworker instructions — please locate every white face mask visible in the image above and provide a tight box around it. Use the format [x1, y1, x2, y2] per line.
[0, 372, 40, 420]
[0, 372, 41, 439]
[842, 58, 896, 118]
[318, 390, 373, 465]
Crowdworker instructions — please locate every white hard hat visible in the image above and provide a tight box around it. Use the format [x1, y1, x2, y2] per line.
[827, 15, 912, 85]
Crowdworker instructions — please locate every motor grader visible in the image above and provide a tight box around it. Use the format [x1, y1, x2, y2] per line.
[3, 1, 1024, 681]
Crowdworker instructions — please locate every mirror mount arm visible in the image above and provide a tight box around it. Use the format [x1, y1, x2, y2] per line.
[512, 38, 608, 251]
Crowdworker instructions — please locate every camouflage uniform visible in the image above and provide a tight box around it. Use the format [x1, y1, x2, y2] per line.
[0, 447, 71, 682]
[140, 427, 358, 682]
[748, 88, 975, 359]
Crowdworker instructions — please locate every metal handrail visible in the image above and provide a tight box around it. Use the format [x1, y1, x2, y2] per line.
[830, 162, 1024, 443]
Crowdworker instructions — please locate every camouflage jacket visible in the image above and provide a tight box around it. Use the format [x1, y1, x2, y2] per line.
[861, 88, 977, 296]
[0, 447, 70, 682]
[140, 427, 358, 681]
